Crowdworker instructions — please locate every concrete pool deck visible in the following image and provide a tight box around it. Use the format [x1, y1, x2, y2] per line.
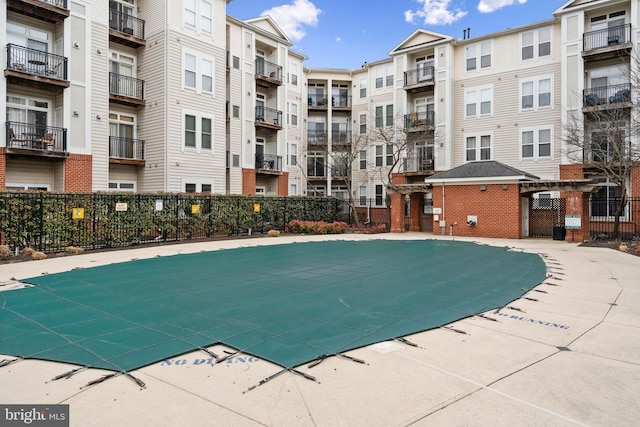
[1, 233, 639, 426]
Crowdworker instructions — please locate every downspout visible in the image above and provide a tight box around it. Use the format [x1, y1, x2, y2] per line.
[163, 2, 169, 191]
[441, 181, 446, 236]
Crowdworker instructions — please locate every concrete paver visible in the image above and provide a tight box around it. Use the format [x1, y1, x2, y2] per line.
[1, 234, 639, 426]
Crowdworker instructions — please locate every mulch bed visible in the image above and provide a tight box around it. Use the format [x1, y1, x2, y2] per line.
[580, 239, 640, 257]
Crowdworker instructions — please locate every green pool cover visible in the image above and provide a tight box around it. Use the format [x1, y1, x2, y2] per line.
[0, 240, 546, 372]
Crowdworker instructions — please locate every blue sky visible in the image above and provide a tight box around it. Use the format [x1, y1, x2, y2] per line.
[227, 0, 566, 69]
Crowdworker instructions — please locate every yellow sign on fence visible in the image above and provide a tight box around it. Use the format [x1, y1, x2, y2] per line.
[73, 208, 85, 219]
[191, 205, 200, 214]
[253, 203, 261, 213]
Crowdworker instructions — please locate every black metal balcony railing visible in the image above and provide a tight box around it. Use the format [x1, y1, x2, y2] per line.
[332, 130, 352, 143]
[308, 94, 328, 107]
[6, 44, 68, 80]
[6, 121, 67, 152]
[583, 83, 631, 107]
[109, 72, 144, 99]
[404, 111, 435, 129]
[255, 57, 282, 81]
[404, 66, 435, 87]
[109, 9, 145, 39]
[583, 24, 631, 51]
[332, 95, 352, 108]
[307, 131, 328, 144]
[255, 153, 282, 171]
[42, 0, 68, 7]
[109, 136, 144, 160]
[403, 151, 434, 173]
[255, 106, 282, 126]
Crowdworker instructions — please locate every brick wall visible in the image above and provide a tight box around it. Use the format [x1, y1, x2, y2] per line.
[242, 168, 256, 195]
[431, 183, 523, 239]
[277, 172, 289, 196]
[64, 154, 92, 193]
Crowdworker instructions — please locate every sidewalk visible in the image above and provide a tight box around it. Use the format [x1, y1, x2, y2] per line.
[1, 234, 639, 426]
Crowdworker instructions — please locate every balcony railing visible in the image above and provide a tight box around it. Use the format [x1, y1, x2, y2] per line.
[332, 95, 352, 108]
[109, 9, 145, 39]
[255, 153, 282, 171]
[308, 94, 328, 107]
[109, 72, 144, 99]
[255, 106, 282, 126]
[6, 121, 67, 152]
[332, 130, 352, 143]
[6, 44, 68, 80]
[255, 57, 282, 81]
[404, 66, 435, 87]
[404, 111, 435, 129]
[583, 24, 631, 51]
[583, 83, 631, 107]
[307, 131, 328, 144]
[109, 136, 144, 160]
[402, 152, 434, 173]
[40, 0, 67, 7]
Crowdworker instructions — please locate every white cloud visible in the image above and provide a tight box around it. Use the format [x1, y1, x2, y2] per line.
[336, 36, 342, 43]
[477, 0, 527, 14]
[261, 0, 322, 42]
[405, 0, 468, 26]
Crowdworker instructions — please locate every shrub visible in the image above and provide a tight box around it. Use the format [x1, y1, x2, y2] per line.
[20, 247, 35, 257]
[358, 223, 387, 234]
[0, 245, 11, 260]
[65, 246, 85, 255]
[267, 229, 280, 237]
[32, 251, 47, 260]
[286, 220, 348, 234]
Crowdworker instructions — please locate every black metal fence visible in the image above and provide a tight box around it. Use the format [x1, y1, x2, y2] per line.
[0, 192, 343, 253]
[590, 197, 640, 240]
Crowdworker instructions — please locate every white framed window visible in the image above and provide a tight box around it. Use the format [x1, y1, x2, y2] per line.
[183, 49, 215, 93]
[375, 106, 383, 128]
[6, 94, 51, 127]
[359, 185, 367, 206]
[108, 181, 136, 192]
[290, 183, 298, 196]
[465, 86, 492, 118]
[386, 104, 394, 126]
[386, 144, 393, 166]
[183, 180, 213, 193]
[288, 142, 297, 166]
[183, 110, 214, 152]
[359, 150, 367, 170]
[375, 66, 384, 89]
[289, 62, 298, 86]
[6, 183, 50, 191]
[589, 175, 628, 219]
[465, 133, 492, 162]
[359, 78, 367, 98]
[375, 185, 384, 206]
[386, 64, 394, 86]
[109, 112, 138, 158]
[466, 40, 491, 71]
[289, 102, 298, 126]
[521, 27, 552, 60]
[520, 76, 552, 111]
[359, 113, 367, 134]
[184, 0, 212, 34]
[520, 126, 553, 160]
[6, 22, 51, 54]
[375, 145, 384, 166]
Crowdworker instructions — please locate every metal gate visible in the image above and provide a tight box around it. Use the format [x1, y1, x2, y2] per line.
[530, 198, 566, 238]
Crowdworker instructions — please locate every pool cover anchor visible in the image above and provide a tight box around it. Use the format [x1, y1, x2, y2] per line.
[50, 366, 88, 381]
[199, 347, 220, 361]
[0, 357, 22, 368]
[307, 353, 366, 368]
[243, 368, 317, 394]
[396, 337, 419, 347]
[80, 371, 146, 389]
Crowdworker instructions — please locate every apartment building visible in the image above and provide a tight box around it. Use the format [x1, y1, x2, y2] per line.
[2, 0, 638, 239]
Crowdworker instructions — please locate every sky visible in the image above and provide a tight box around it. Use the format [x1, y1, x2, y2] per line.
[227, 0, 566, 69]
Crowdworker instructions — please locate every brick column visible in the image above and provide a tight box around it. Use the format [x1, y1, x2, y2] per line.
[242, 168, 256, 195]
[64, 154, 92, 193]
[564, 192, 590, 243]
[390, 193, 405, 233]
[277, 172, 289, 196]
[0, 148, 6, 189]
[409, 193, 421, 232]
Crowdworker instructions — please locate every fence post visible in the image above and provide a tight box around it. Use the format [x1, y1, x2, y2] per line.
[236, 197, 240, 236]
[283, 197, 287, 231]
[38, 192, 44, 251]
[175, 194, 180, 241]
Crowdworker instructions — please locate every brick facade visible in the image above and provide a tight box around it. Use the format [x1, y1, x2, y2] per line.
[0, 149, 6, 189]
[277, 172, 289, 196]
[242, 169, 257, 195]
[64, 154, 92, 193]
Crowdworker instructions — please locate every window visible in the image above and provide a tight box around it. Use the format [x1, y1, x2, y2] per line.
[386, 144, 393, 166]
[522, 27, 551, 60]
[359, 114, 367, 134]
[465, 134, 492, 161]
[590, 127, 626, 162]
[232, 56, 240, 69]
[184, 53, 196, 89]
[6, 95, 50, 129]
[288, 143, 297, 166]
[232, 154, 240, 167]
[185, 0, 212, 34]
[375, 106, 383, 128]
[465, 86, 492, 117]
[185, 183, 197, 192]
[359, 150, 367, 169]
[359, 186, 367, 206]
[308, 82, 325, 106]
[359, 78, 367, 98]
[376, 66, 384, 89]
[108, 181, 136, 192]
[184, 182, 213, 193]
[332, 83, 349, 107]
[185, 114, 196, 147]
[521, 127, 552, 159]
[201, 59, 213, 92]
[232, 105, 239, 118]
[184, 50, 215, 93]
[375, 185, 384, 206]
[290, 62, 298, 86]
[307, 151, 325, 177]
[386, 64, 394, 86]
[521, 77, 552, 110]
[466, 40, 491, 71]
[386, 104, 394, 126]
[290, 103, 298, 126]
[290, 183, 297, 196]
[184, 112, 214, 151]
[375, 145, 383, 166]
[589, 176, 627, 218]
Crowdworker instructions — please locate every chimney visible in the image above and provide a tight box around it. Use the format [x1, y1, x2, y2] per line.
[463, 29, 467, 39]
[467, 27, 471, 38]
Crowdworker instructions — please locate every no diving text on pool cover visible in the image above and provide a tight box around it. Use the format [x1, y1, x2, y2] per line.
[1, 405, 69, 426]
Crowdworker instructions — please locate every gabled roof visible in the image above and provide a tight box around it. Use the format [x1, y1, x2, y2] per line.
[425, 161, 540, 183]
[554, 0, 613, 15]
[243, 15, 292, 46]
[389, 29, 452, 55]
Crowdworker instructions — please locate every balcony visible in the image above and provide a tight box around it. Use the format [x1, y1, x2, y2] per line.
[255, 57, 282, 88]
[307, 131, 328, 145]
[308, 94, 328, 110]
[582, 24, 631, 60]
[582, 83, 631, 114]
[255, 153, 282, 174]
[332, 130, 352, 144]
[109, 136, 145, 166]
[404, 111, 435, 132]
[5, 44, 69, 91]
[402, 152, 434, 175]
[7, 0, 69, 23]
[5, 121, 68, 158]
[109, 72, 145, 107]
[403, 66, 435, 94]
[255, 106, 282, 130]
[109, 9, 145, 48]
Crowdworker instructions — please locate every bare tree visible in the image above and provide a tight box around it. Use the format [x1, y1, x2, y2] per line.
[564, 53, 640, 239]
